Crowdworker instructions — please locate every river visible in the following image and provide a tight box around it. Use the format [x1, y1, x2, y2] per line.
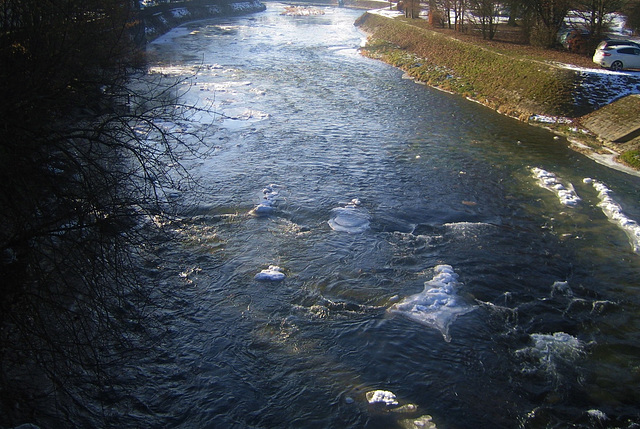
[136, 4, 640, 428]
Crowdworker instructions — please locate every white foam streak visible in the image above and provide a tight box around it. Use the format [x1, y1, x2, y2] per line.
[531, 167, 581, 206]
[584, 178, 640, 253]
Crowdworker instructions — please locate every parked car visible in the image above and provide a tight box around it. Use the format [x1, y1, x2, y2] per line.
[562, 29, 590, 51]
[593, 45, 640, 71]
[596, 39, 640, 50]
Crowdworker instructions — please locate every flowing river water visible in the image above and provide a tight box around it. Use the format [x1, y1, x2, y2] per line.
[136, 4, 640, 428]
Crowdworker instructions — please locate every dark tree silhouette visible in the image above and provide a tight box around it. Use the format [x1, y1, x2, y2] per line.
[404, 0, 422, 18]
[574, 0, 628, 42]
[0, 0, 210, 425]
[530, 0, 576, 47]
[626, 0, 640, 33]
[471, 0, 500, 39]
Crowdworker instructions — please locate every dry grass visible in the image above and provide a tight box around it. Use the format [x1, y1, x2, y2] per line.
[405, 19, 597, 69]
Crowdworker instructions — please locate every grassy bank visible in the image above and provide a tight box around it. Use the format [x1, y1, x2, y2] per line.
[355, 12, 640, 174]
[355, 12, 580, 119]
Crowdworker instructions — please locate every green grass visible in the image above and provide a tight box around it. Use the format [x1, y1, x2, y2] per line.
[356, 13, 579, 118]
[620, 149, 640, 169]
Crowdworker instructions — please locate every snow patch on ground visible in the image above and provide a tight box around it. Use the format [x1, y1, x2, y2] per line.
[369, 7, 404, 18]
[281, 5, 326, 16]
[529, 115, 572, 124]
[557, 63, 640, 108]
[171, 8, 190, 19]
[569, 140, 640, 177]
[231, 1, 263, 11]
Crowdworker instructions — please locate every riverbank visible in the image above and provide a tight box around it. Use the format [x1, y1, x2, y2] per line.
[141, 0, 266, 42]
[354, 11, 640, 175]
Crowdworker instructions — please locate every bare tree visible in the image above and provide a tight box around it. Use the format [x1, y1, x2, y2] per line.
[507, 0, 521, 25]
[471, 0, 500, 39]
[530, 0, 576, 46]
[0, 0, 212, 425]
[625, 0, 640, 33]
[428, 0, 441, 25]
[453, 0, 468, 31]
[442, 0, 453, 28]
[573, 0, 627, 41]
[404, 0, 422, 18]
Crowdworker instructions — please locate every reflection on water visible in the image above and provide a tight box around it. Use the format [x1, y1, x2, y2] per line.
[129, 4, 640, 428]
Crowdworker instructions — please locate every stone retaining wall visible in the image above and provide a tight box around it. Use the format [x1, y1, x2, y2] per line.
[581, 94, 640, 143]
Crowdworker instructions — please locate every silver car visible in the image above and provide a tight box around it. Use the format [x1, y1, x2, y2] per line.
[593, 45, 640, 71]
[596, 39, 640, 50]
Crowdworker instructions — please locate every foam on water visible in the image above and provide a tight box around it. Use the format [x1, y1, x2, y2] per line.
[586, 409, 608, 421]
[584, 178, 640, 253]
[365, 390, 427, 422]
[254, 265, 285, 281]
[366, 390, 398, 406]
[516, 332, 585, 375]
[550, 280, 573, 297]
[399, 415, 438, 429]
[220, 107, 269, 121]
[147, 64, 198, 76]
[442, 221, 496, 239]
[328, 199, 370, 233]
[251, 184, 281, 216]
[531, 167, 581, 206]
[530, 332, 583, 357]
[388, 265, 475, 342]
